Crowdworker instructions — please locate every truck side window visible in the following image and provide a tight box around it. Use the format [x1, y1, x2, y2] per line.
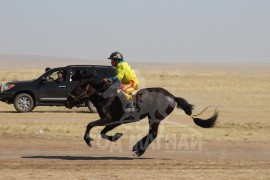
[95, 67, 111, 78]
[47, 70, 66, 83]
[70, 69, 87, 81]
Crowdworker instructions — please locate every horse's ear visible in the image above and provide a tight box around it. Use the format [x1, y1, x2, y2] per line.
[83, 70, 103, 86]
[84, 73, 94, 80]
[84, 70, 98, 80]
[92, 70, 98, 76]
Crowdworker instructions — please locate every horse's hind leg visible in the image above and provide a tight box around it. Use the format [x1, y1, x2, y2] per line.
[132, 119, 161, 156]
[100, 123, 123, 142]
[84, 118, 108, 147]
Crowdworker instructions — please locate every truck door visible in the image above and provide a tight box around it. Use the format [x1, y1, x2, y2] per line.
[37, 69, 67, 103]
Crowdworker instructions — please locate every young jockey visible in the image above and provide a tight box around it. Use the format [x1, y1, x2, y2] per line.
[107, 51, 139, 112]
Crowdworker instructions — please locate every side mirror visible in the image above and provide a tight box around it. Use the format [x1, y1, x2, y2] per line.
[45, 67, 51, 72]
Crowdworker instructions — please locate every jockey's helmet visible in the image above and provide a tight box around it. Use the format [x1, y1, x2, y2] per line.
[108, 51, 123, 61]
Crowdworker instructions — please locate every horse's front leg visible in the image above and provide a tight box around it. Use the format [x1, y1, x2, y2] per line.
[84, 118, 109, 148]
[100, 123, 122, 142]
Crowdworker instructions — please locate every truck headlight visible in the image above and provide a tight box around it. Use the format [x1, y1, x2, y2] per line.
[3, 83, 15, 91]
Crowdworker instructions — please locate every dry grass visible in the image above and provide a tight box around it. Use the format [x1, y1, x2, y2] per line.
[136, 64, 270, 121]
[0, 69, 44, 85]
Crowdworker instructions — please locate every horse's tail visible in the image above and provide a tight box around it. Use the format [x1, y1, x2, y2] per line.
[174, 97, 218, 128]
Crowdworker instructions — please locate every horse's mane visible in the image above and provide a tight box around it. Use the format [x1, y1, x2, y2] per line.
[84, 71, 107, 90]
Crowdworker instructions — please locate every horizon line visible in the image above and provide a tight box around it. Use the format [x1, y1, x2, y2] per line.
[0, 53, 269, 65]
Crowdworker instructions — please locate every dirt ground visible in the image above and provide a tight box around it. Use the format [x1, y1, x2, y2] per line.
[0, 109, 270, 180]
[1, 139, 270, 180]
[1, 63, 270, 179]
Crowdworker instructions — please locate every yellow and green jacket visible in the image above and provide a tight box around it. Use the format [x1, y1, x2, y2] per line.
[109, 61, 138, 84]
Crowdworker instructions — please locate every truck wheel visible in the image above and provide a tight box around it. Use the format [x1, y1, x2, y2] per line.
[87, 100, 97, 113]
[14, 93, 35, 112]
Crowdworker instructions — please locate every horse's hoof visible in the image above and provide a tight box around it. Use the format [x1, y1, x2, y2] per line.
[112, 133, 123, 142]
[84, 137, 94, 148]
[132, 150, 145, 157]
[132, 146, 145, 157]
[88, 141, 92, 148]
[132, 145, 138, 152]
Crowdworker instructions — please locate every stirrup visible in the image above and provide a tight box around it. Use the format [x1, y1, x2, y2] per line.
[124, 100, 135, 112]
[124, 106, 135, 112]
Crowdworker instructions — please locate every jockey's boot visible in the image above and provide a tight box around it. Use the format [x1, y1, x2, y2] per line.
[124, 99, 135, 113]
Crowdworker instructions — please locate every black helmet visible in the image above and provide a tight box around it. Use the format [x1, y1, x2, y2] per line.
[108, 51, 123, 60]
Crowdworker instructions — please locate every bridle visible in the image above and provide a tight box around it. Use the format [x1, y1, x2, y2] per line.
[69, 80, 114, 102]
[69, 84, 95, 102]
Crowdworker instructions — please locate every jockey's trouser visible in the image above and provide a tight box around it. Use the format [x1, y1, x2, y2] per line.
[121, 79, 139, 101]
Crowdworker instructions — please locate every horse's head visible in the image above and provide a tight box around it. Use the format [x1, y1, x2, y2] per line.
[65, 71, 120, 109]
[65, 79, 96, 109]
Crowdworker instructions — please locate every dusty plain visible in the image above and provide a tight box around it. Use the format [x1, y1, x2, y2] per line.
[0, 55, 270, 179]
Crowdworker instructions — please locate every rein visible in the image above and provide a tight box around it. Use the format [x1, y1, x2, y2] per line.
[70, 84, 94, 102]
[70, 81, 110, 102]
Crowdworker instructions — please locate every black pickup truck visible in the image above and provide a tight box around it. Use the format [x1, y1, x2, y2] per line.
[0, 65, 116, 112]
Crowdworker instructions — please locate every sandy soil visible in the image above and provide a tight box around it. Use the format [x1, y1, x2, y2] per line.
[0, 139, 270, 180]
[0, 110, 270, 180]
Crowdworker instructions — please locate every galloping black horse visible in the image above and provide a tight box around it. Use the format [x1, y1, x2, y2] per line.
[65, 74, 218, 156]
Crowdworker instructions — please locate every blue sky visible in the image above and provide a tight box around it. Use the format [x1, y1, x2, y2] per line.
[0, 0, 269, 63]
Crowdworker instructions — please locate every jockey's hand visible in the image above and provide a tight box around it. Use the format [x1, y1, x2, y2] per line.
[107, 79, 112, 84]
[103, 77, 112, 84]
[103, 77, 108, 82]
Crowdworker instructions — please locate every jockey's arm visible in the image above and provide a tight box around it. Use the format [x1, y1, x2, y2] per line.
[109, 64, 125, 82]
[108, 76, 119, 83]
[115, 66, 125, 80]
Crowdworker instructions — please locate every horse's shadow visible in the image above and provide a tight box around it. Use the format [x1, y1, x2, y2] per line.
[21, 156, 153, 161]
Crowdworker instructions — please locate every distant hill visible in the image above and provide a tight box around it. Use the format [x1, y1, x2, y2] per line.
[0, 54, 108, 69]
[0, 54, 269, 73]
